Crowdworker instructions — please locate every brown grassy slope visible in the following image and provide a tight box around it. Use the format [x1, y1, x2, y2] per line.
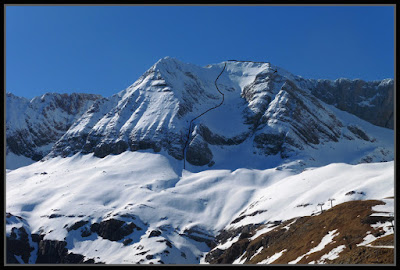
[328, 246, 394, 264]
[328, 234, 395, 264]
[369, 234, 394, 246]
[242, 200, 394, 264]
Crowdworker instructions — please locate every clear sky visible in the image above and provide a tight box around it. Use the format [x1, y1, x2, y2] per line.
[6, 5, 395, 99]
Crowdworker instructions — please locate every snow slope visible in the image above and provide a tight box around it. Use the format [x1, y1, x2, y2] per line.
[6, 151, 394, 264]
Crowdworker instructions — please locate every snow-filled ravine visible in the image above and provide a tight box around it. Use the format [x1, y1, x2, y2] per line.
[6, 151, 394, 264]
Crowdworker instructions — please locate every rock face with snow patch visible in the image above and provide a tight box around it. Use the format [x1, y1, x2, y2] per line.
[6, 92, 102, 165]
[6, 212, 97, 264]
[310, 78, 394, 129]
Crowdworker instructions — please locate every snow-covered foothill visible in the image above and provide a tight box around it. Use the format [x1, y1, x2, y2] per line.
[6, 150, 394, 264]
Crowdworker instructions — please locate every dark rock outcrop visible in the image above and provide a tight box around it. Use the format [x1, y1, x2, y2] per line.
[6, 212, 97, 264]
[180, 227, 216, 248]
[149, 230, 162, 238]
[6, 226, 33, 264]
[185, 135, 213, 166]
[66, 220, 89, 232]
[36, 239, 95, 264]
[90, 219, 141, 241]
[198, 124, 248, 146]
[347, 125, 372, 141]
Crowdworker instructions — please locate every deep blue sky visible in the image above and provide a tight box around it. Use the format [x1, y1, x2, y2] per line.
[6, 5, 394, 99]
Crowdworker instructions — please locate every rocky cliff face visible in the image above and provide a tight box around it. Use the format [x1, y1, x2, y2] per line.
[309, 78, 394, 129]
[6, 92, 102, 163]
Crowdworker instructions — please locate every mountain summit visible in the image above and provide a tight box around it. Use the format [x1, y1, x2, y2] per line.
[43, 57, 393, 171]
[6, 57, 393, 171]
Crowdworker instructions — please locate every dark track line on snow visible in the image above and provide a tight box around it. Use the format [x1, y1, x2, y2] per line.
[183, 62, 227, 169]
[182, 59, 277, 169]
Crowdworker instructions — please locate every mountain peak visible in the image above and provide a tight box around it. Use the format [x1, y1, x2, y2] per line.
[153, 56, 189, 71]
[40, 57, 394, 171]
[6, 58, 394, 171]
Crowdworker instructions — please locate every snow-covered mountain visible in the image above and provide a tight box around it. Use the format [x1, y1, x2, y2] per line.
[6, 92, 102, 169]
[44, 57, 393, 171]
[5, 57, 394, 265]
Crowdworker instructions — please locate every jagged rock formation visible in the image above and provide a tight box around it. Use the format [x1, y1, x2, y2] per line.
[6, 213, 99, 264]
[6, 224, 33, 264]
[35, 239, 97, 264]
[6, 92, 102, 165]
[309, 78, 394, 129]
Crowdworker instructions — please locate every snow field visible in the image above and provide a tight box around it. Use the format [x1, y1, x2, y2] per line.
[226, 161, 394, 229]
[6, 151, 394, 264]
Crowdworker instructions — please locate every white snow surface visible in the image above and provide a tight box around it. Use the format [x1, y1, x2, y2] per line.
[250, 224, 279, 240]
[357, 224, 394, 248]
[6, 149, 394, 264]
[307, 230, 339, 254]
[317, 245, 346, 263]
[258, 249, 287, 264]
[372, 198, 394, 214]
[224, 160, 394, 230]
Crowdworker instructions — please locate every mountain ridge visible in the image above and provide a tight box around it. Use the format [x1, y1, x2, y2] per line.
[6, 92, 102, 169]
[46, 57, 394, 171]
[6, 57, 394, 171]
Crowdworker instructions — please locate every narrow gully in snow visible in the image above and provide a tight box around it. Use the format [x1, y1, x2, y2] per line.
[182, 60, 275, 169]
[182, 62, 226, 169]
